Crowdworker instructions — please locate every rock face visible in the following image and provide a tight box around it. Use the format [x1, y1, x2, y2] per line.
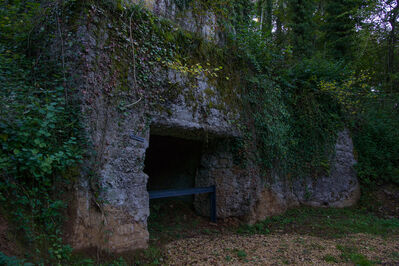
[194, 140, 262, 218]
[150, 71, 237, 140]
[64, 1, 238, 252]
[62, 1, 360, 253]
[293, 129, 360, 208]
[69, 179, 149, 251]
[247, 129, 360, 224]
[128, 0, 221, 42]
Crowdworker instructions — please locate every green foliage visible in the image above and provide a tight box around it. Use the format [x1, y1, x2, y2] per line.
[0, 0, 397, 262]
[319, 71, 375, 116]
[105, 257, 128, 266]
[225, 0, 254, 29]
[0, 0, 83, 263]
[336, 245, 375, 265]
[323, 0, 364, 60]
[288, 0, 316, 57]
[235, 249, 247, 259]
[0, 252, 33, 266]
[231, 0, 398, 187]
[0, 55, 80, 263]
[353, 102, 399, 186]
[232, 20, 290, 171]
[0, 0, 41, 46]
[323, 254, 339, 263]
[284, 58, 346, 175]
[140, 247, 163, 265]
[230, 14, 348, 177]
[173, 0, 195, 11]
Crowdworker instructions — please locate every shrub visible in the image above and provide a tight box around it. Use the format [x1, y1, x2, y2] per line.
[354, 103, 399, 185]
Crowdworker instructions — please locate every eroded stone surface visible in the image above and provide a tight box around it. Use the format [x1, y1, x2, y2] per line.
[293, 129, 360, 208]
[151, 71, 237, 140]
[194, 140, 262, 218]
[68, 180, 149, 252]
[64, 2, 360, 253]
[248, 129, 360, 224]
[247, 188, 291, 225]
[128, 0, 220, 42]
[66, 4, 236, 253]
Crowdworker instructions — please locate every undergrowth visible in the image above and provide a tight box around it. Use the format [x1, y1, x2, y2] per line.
[336, 244, 376, 265]
[353, 102, 399, 186]
[238, 207, 399, 238]
[0, 0, 398, 264]
[0, 0, 85, 264]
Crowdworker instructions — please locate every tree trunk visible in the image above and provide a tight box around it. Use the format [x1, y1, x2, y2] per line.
[387, 4, 398, 93]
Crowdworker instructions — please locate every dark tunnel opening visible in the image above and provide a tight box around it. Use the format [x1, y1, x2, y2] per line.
[144, 134, 203, 201]
[144, 135, 206, 238]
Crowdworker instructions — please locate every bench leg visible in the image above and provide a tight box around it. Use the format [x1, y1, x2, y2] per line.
[210, 186, 217, 223]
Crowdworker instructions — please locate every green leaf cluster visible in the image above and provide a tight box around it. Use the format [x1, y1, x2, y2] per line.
[0, 0, 84, 263]
[354, 103, 399, 185]
[231, 19, 346, 177]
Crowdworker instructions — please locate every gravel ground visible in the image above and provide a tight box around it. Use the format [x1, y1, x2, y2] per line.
[165, 233, 399, 265]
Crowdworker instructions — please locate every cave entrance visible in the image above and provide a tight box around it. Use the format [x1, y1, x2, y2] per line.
[144, 134, 203, 197]
[144, 134, 214, 239]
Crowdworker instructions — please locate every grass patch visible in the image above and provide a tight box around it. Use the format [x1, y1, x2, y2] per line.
[235, 249, 247, 259]
[135, 246, 163, 265]
[307, 242, 326, 251]
[237, 207, 399, 238]
[390, 251, 399, 260]
[337, 245, 375, 266]
[323, 254, 338, 263]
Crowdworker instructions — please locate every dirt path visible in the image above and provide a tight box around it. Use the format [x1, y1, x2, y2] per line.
[164, 233, 399, 265]
[147, 192, 399, 265]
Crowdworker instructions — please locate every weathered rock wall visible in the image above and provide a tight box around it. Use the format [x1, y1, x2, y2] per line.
[61, 1, 360, 253]
[194, 129, 360, 225]
[64, 1, 238, 252]
[248, 129, 360, 224]
[194, 139, 262, 218]
[127, 0, 221, 42]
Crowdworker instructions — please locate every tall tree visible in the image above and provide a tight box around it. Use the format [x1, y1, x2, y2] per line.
[323, 0, 363, 60]
[352, 0, 398, 92]
[386, 0, 398, 92]
[288, 0, 316, 57]
[257, 0, 274, 35]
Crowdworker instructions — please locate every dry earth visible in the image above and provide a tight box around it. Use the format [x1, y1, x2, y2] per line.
[165, 233, 399, 265]
[0, 213, 18, 257]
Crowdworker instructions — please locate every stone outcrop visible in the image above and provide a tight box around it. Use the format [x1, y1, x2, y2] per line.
[293, 129, 360, 208]
[194, 140, 262, 218]
[247, 188, 293, 225]
[247, 129, 360, 224]
[64, 1, 237, 252]
[69, 180, 149, 252]
[150, 71, 238, 140]
[61, 1, 361, 253]
[128, 0, 221, 42]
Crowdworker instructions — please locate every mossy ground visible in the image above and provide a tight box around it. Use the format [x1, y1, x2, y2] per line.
[238, 206, 399, 238]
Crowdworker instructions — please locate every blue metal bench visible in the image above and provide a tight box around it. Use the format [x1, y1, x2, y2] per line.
[148, 186, 217, 222]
